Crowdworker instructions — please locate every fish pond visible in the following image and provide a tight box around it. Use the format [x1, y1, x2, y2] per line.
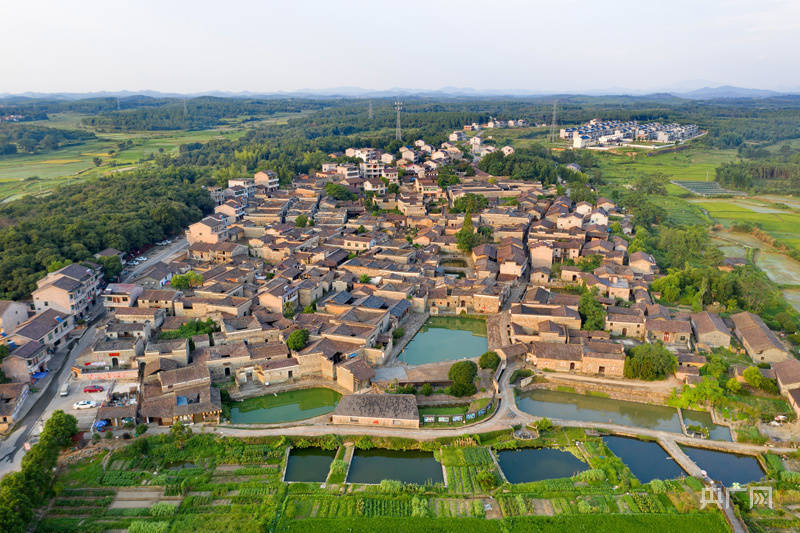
[284, 448, 336, 483]
[683, 410, 732, 441]
[516, 389, 684, 433]
[399, 316, 488, 365]
[602, 436, 685, 483]
[680, 446, 765, 486]
[346, 449, 443, 485]
[225, 388, 341, 424]
[496, 448, 588, 484]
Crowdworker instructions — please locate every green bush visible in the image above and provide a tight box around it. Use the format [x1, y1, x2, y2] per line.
[649, 479, 667, 494]
[420, 383, 433, 396]
[478, 351, 500, 370]
[128, 521, 169, 533]
[509, 369, 533, 383]
[448, 360, 478, 397]
[149, 502, 178, 517]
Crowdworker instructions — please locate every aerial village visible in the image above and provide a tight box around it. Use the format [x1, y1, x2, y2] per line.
[1, 117, 798, 443]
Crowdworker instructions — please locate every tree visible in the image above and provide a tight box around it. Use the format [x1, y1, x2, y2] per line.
[286, 328, 309, 351]
[95, 255, 122, 279]
[726, 377, 742, 394]
[420, 383, 433, 396]
[295, 214, 308, 227]
[283, 300, 296, 318]
[356, 225, 367, 234]
[452, 193, 487, 214]
[92, 156, 102, 167]
[579, 289, 605, 331]
[456, 212, 478, 253]
[623, 342, 677, 380]
[742, 366, 763, 388]
[392, 327, 405, 340]
[448, 360, 477, 397]
[170, 271, 203, 290]
[324, 182, 356, 201]
[359, 274, 371, 284]
[633, 173, 668, 195]
[388, 183, 400, 194]
[478, 351, 500, 370]
[39, 410, 78, 448]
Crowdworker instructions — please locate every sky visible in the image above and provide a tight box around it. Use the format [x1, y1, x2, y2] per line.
[2, 0, 800, 94]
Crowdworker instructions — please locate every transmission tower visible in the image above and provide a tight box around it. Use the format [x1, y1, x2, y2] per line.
[183, 98, 188, 118]
[394, 100, 403, 141]
[116, 97, 120, 111]
[368, 100, 373, 120]
[549, 101, 558, 144]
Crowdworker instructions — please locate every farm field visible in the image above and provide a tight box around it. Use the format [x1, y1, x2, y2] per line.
[0, 111, 308, 201]
[31, 427, 745, 533]
[692, 198, 800, 249]
[597, 144, 739, 183]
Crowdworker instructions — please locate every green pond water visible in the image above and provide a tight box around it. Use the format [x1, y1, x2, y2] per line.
[496, 448, 588, 483]
[680, 446, 765, 486]
[516, 389, 683, 432]
[284, 448, 335, 483]
[682, 410, 732, 441]
[602, 436, 685, 483]
[399, 317, 487, 365]
[227, 388, 341, 424]
[346, 449, 443, 485]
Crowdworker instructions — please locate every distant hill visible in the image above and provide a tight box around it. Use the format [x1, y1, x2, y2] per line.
[676, 85, 784, 99]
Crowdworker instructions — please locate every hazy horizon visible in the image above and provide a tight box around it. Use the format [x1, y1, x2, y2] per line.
[2, 0, 799, 94]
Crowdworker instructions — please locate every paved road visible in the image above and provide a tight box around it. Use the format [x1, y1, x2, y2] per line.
[0, 322, 98, 471]
[122, 238, 187, 281]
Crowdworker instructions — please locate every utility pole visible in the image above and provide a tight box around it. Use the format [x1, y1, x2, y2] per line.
[549, 101, 558, 144]
[368, 100, 373, 120]
[394, 100, 403, 141]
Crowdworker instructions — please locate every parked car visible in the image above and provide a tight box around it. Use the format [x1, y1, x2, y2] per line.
[74, 400, 98, 410]
[83, 385, 104, 393]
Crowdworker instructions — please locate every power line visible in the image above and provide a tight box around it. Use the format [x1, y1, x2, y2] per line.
[394, 100, 403, 141]
[549, 101, 558, 144]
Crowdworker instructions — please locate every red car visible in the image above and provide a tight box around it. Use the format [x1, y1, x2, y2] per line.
[83, 385, 104, 393]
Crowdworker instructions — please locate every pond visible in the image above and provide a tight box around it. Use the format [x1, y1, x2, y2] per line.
[346, 449, 443, 485]
[679, 446, 765, 486]
[682, 410, 732, 441]
[399, 316, 487, 365]
[496, 448, 588, 484]
[602, 436, 685, 483]
[226, 388, 341, 424]
[515, 389, 683, 433]
[284, 448, 336, 483]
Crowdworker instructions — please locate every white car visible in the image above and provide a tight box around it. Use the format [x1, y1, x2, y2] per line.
[74, 400, 98, 410]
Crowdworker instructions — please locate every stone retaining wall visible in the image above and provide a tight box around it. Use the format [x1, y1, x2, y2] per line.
[531, 375, 672, 404]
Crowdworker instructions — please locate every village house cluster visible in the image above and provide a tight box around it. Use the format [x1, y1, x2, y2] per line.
[561, 119, 700, 148]
[0, 121, 796, 433]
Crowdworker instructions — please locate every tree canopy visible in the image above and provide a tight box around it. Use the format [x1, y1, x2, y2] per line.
[286, 328, 309, 351]
[623, 343, 677, 380]
[448, 360, 478, 397]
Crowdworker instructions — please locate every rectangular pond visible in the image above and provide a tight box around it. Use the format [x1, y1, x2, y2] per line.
[346, 449, 443, 485]
[284, 448, 336, 483]
[226, 388, 341, 424]
[516, 389, 683, 433]
[496, 448, 588, 484]
[399, 316, 487, 365]
[679, 446, 765, 486]
[602, 436, 685, 483]
[682, 410, 732, 441]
